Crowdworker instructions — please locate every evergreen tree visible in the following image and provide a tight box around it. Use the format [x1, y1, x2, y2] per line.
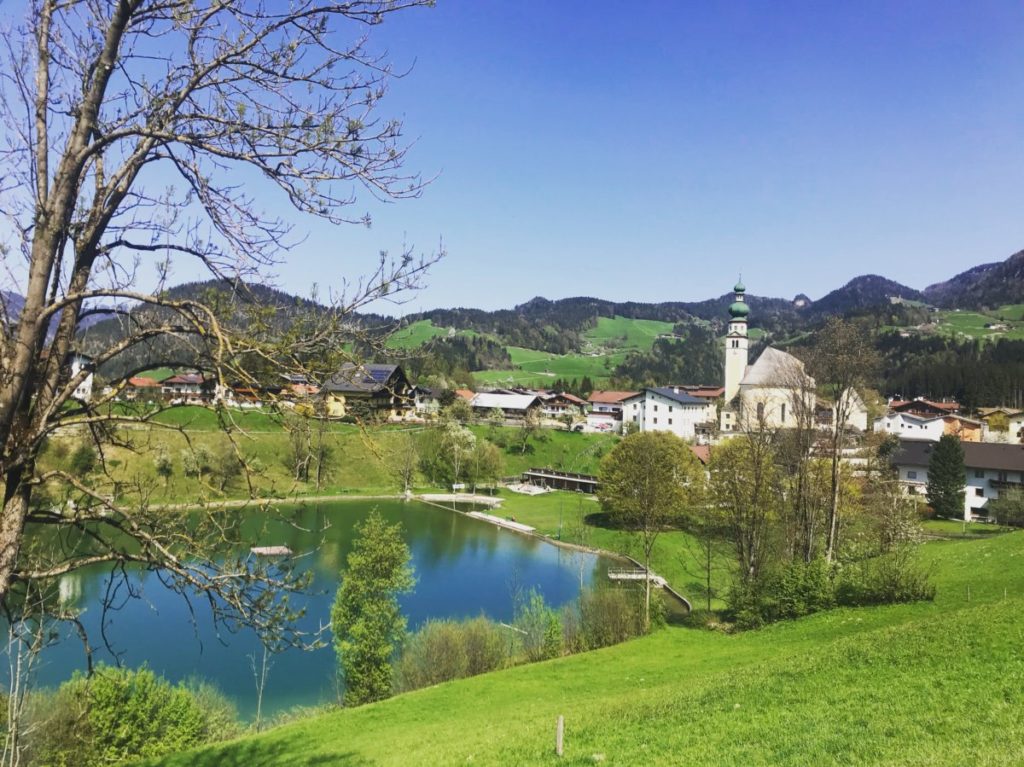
[332, 512, 415, 706]
[927, 435, 966, 520]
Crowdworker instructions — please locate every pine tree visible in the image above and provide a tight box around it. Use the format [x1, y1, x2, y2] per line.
[927, 435, 966, 520]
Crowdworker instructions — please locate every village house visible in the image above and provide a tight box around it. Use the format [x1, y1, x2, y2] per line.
[539, 391, 588, 419]
[977, 407, 1024, 445]
[874, 411, 985, 442]
[322, 363, 412, 420]
[585, 390, 638, 434]
[161, 372, 215, 405]
[470, 391, 542, 421]
[67, 353, 95, 403]
[123, 375, 161, 401]
[889, 397, 961, 418]
[621, 387, 716, 441]
[891, 439, 1024, 520]
[408, 385, 442, 417]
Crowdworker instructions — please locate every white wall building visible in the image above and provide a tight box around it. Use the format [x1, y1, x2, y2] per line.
[68, 353, 94, 403]
[892, 439, 1024, 520]
[874, 412, 947, 441]
[622, 387, 715, 440]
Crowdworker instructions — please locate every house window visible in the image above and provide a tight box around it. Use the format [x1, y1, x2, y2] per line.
[756, 402, 765, 420]
[781, 403, 786, 422]
[907, 470, 918, 480]
[654, 405, 658, 412]
[975, 487, 985, 497]
[669, 406, 673, 412]
[668, 418, 673, 425]
[653, 417, 658, 424]
[998, 471, 1008, 482]
[975, 469, 985, 479]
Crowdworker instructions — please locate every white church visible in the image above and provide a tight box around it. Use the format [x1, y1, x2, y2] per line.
[718, 280, 816, 433]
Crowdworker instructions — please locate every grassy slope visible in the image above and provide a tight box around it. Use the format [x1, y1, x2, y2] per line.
[54, 414, 617, 504]
[384, 319, 449, 349]
[147, 531, 1024, 766]
[473, 316, 675, 388]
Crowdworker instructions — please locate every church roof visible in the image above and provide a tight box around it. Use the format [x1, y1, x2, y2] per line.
[740, 347, 813, 388]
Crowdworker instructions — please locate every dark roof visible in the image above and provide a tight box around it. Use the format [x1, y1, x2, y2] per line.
[623, 387, 707, 406]
[323, 363, 404, 394]
[892, 439, 1024, 472]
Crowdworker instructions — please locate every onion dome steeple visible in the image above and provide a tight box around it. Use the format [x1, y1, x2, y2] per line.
[729, 276, 749, 319]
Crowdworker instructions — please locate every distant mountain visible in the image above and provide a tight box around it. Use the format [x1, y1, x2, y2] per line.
[806, 275, 923, 318]
[1, 291, 24, 323]
[923, 249, 1024, 309]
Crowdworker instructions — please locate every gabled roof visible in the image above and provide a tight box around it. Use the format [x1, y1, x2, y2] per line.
[890, 398, 960, 414]
[588, 390, 639, 404]
[690, 445, 711, 465]
[323, 363, 404, 394]
[978, 407, 1023, 419]
[679, 386, 725, 400]
[893, 439, 1024, 472]
[454, 388, 475, 402]
[471, 392, 541, 411]
[740, 347, 813, 388]
[546, 392, 587, 406]
[642, 387, 708, 406]
[127, 376, 160, 387]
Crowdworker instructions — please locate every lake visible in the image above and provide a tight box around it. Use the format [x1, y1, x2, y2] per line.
[26, 500, 609, 717]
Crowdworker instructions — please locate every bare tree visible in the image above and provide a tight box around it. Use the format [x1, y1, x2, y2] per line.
[806, 318, 879, 562]
[0, 0, 437, 657]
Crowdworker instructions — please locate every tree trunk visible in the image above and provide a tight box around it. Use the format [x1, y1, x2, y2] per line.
[0, 486, 30, 604]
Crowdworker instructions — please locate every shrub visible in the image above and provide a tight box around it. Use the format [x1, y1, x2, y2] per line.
[837, 549, 936, 606]
[396, 617, 506, 692]
[579, 585, 645, 649]
[69, 444, 97, 475]
[727, 560, 836, 628]
[514, 589, 562, 661]
[27, 666, 232, 766]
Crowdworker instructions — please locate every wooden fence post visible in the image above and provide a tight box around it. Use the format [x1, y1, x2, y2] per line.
[556, 715, 564, 757]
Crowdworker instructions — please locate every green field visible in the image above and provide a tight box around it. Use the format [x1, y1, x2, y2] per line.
[385, 319, 453, 349]
[148, 530, 1024, 766]
[474, 347, 626, 388]
[582, 316, 675, 351]
[932, 306, 1024, 341]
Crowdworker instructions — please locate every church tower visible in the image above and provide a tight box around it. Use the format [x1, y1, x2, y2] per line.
[724, 279, 749, 402]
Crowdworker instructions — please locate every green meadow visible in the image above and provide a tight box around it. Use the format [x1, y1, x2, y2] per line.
[145, 530, 1024, 766]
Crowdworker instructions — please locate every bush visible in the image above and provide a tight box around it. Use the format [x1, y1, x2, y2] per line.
[27, 666, 236, 766]
[69, 444, 97, 475]
[837, 549, 936, 606]
[579, 585, 645, 649]
[396, 617, 506, 692]
[514, 589, 562, 662]
[727, 559, 836, 628]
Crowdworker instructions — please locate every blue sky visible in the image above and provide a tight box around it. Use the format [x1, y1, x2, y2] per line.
[293, 0, 1023, 313]
[9, 2, 1024, 313]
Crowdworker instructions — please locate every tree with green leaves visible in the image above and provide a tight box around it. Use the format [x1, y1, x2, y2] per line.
[598, 431, 704, 629]
[331, 511, 415, 706]
[927, 435, 966, 520]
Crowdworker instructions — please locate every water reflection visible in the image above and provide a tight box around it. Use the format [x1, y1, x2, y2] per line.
[16, 500, 607, 717]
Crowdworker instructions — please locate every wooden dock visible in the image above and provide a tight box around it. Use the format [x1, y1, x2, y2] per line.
[607, 568, 667, 588]
[250, 545, 292, 557]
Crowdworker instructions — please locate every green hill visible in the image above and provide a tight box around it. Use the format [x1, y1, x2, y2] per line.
[146, 531, 1024, 766]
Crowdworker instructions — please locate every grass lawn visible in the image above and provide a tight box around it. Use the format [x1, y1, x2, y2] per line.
[474, 348, 625, 388]
[146, 531, 1024, 766]
[934, 309, 1024, 341]
[921, 518, 1012, 537]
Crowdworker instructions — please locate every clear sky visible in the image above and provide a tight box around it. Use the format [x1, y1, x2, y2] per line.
[10, 2, 1024, 313]
[294, 0, 1024, 313]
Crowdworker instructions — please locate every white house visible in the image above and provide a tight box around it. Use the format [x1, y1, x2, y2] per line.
[621, 387, 715, 441]
[874, 412, 947, 441]
[68, 353, 95, 403]
[892, 439, 1024, 520]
